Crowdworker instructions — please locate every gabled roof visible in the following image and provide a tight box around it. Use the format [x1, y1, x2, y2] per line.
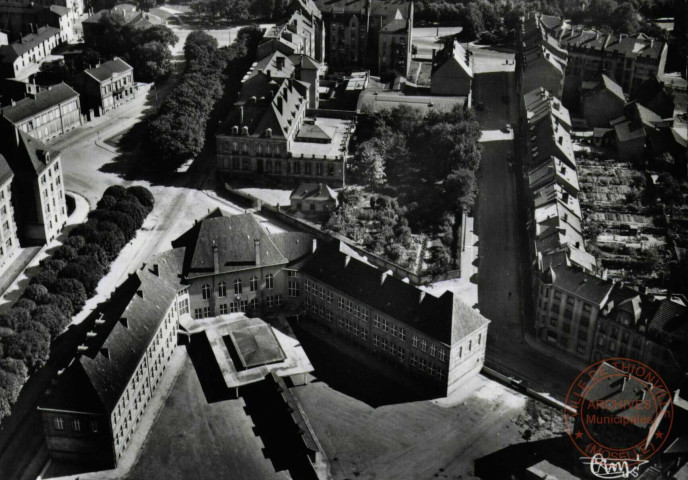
[218, 74, 308, 139]
[0, 120, 59, 176]
[299, 242, 489, 344]
[431, 41, 473, 79]
[290, 182, 337, 201]
[1, 83, 79, 124]
[83, 57, 133, 83]
[0, 26, 60, 61]
[171, 209, 306, 278]
[540, 260, 613, 305]
[0, 154, 14, 185]
[532, 182, 582, 219]
[582, 74, 625, 103]
[649, 299, 688, 342]
[41, 267, 178, 413]
[529, 156, 580, 194]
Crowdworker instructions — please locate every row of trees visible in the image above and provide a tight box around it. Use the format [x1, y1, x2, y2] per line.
[189, 0, 288, 22]
[0, 185, 154, 419]
[144, 27, 262, 170]
[85, 15, 178, 83]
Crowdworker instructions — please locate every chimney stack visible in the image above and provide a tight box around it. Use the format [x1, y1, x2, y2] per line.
[311, 238, 317, 253]
[213, 241, 219, 273]
[152, 264, 159, 276]
[254, 238, 261, 266]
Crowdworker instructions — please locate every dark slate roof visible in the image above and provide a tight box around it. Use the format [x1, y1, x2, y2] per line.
[84, 57, 133, 83]
[649, 299, 688, 341]
[171, 209, 294, 278]
[270, 231, 314, 266]
[290, 182, 337, 201]
[49, 5, 70, 16]
[0, 154, 13, 185]
[540, 260, 613, 306]
[80, 269, 177, 411]
[289, 53, 320, 70]
[1, 83, 79, 124]
[0, 120, 59, 176]
[0, 26, 60, 61]
[300, 243, 488, 344]
[581, 362, 667, 429]
[41, 267, 177, 413]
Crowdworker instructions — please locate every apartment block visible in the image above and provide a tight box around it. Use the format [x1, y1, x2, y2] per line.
[0, 154, 19, 273]
[0, 25, 61, 79]
[1, 82, 81, 141]
[0, 120, 67, 244]
[315, 0, 413, 77]
[38, 258, 184, 467]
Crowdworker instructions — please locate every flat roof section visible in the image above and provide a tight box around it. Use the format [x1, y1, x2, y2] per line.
[290, 116, 353, 160]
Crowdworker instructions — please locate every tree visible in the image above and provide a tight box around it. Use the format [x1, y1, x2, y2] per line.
[610, 3, 639, 33]
[127, 186, 155, 211]
[33, 305, 70, 339]
[65, 235, 86, 250]
[51, 279, 88, 313]
[131, 41, 173, 82]
[0, 367, 25, 405]
[69, 222, 98, 242]
[59, 255, 105, 296]
[79, 243, 109, 267]
[445, 168, 478, 213]
[0, 358, 28, 380]
[588, 0, 619, 26]
[103, 185, 129, 200]
[35, 59, 73, 86]
[353, 140, 387, 187]
[24, 284, 51, 305]
[40, 259, 67, 273]
[47, 294, 75, 318]
[111, 199, 148, 227]
[0, 308, 31, 331]
[51, 245, 78, 262]
[93, 224, 126, 261]
[14, 299, 36, 313]
[338, 187, 363, 208]
[97, 195, 117, 210]
[4, 326, 51, 372]
[30, 269, 58, 289]
[89, 210, 137, 240]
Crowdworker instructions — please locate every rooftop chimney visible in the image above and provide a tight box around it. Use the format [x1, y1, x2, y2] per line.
[213, 241, 219, 273]
[344, 255, 351, 267]
[152, 264, 159, 277]
[120, 317, 128, 328]
[100, 348, 110, 359]
[86, 330, 97, 338]
[77, 344, 88, 352]
[311, 238, 317, 253]
[136, 289, 143, 298]
[254, 238, 261, 266]
[381, 269, 392, 285]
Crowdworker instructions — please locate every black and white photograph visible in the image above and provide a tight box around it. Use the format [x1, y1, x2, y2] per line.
[0, 0, 686, 478]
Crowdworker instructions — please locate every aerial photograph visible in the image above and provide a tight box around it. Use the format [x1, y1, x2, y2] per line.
[0, 0, 685, 478]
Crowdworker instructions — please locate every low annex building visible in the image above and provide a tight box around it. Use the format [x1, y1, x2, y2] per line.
[430, 40, 473, 97]
[289, 182, 337, 217]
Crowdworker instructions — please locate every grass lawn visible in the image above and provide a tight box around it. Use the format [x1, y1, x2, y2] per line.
[124, 356, 287, 480]
[293, 374, 565, 480]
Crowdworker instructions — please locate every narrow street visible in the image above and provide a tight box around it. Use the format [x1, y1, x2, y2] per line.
[472, 65, 581, 399]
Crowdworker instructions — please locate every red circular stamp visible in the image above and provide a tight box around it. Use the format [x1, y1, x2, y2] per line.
[564, 358, 673, 470]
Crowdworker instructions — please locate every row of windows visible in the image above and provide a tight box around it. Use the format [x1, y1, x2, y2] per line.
[545, 330, 586, 354]
[224, 157, 337, 177]
[201, 275, 274, 299]
[373, 315, 405, 341]
[409, 353, 448, 380]
[373, 334, 404, 360]
[54, 417, 99, 433]
[545, 287, 593, 313]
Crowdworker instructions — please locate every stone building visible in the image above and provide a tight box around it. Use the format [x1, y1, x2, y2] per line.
[0, 154, 19, 273]
[0, 25, 62, 78]
[430, 40, 473, 97]
[314, 0, 413, 76]
[1, 82, 81, 141]
[71, 58, 135, 116]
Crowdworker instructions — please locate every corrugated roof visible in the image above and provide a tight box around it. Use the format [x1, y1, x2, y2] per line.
[1, 83, 79, 124]
[300, 243, 488, 344]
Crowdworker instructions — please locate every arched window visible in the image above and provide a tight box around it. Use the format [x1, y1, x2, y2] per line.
[218, 281, 226, 298]
[234, 278, 243, 295]
[202, 284, 211, 300]
[250, 276, 258, 292]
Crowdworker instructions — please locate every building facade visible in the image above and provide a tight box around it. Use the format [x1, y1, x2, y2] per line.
[315, 0, 413, 77]
[299, 243, 489, 395]
[39, 260, 183, 467]
[430, 40, 473, 97]
[289, 182, 337, 217]
[1, 82, 81, 141]
[216, 74, 354, 187]
[0, 154, 19, 273]
[0, 25, 61, 78]
[0, 121, 67, 244]
[72, 58, 135, 116]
